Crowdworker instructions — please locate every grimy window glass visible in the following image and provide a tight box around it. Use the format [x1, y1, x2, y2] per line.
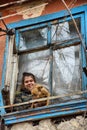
[18, 17, 82, 103]
[19, 27, 47, 51]
[51, 18, 80, 44]
[53, 44, 82, 100]
[18, 49, 50, 90]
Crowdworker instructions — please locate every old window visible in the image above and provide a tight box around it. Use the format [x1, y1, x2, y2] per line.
[17, 17, 83, 104]
[1, 5, 87, 124]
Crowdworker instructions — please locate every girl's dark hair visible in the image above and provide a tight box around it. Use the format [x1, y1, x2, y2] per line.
[22, 72, 36, 85]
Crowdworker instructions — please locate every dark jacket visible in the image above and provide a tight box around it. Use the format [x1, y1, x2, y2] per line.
[13, 88, 32, 111]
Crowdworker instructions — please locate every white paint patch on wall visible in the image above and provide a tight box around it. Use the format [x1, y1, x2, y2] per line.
[17, 4, 47, 19]
[8, 1, 48, 19]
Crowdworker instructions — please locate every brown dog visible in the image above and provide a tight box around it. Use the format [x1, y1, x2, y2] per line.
[31, 84, 50, 108]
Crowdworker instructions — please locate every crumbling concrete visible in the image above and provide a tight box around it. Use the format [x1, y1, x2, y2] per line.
[10, 116, 87, 130]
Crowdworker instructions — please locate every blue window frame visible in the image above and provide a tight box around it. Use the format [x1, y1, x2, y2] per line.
[0, 4, 87, 126]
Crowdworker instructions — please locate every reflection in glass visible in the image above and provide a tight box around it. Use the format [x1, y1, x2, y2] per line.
[18, 18, 82, 102]
[18, 45, 82, 101]
[51, 18, 80, 44]
[19, 27, 47, 51]
[18, 49, 50, 90]
[53, 45, 82, 100]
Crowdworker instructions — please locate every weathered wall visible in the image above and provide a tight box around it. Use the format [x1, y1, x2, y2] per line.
[0, 0, 87, 85]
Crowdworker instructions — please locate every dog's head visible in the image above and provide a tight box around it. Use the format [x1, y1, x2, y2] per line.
[31, 84, 50, 99]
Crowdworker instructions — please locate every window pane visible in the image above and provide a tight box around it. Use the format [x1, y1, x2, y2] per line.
[51, 18, 80, 44]
[19, 27, 47, 51]
[53, 45, 82, 100]
[18, 49, 50, 90]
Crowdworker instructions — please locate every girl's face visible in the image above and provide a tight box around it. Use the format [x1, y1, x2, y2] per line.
[24, 76, 35, 91]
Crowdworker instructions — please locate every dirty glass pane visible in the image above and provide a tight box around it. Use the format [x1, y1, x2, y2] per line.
[18, 49, 50, 90]
[19, 27, 47, 51]
[18, 18, 82, 103]
[53, 44, 82, 100]
[51, 18, 80, 44]
[18, 44, 82, 101]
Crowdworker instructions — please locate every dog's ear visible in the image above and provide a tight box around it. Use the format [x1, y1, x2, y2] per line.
[37, 85, 43, 91]
[34, 84, 43, 92]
